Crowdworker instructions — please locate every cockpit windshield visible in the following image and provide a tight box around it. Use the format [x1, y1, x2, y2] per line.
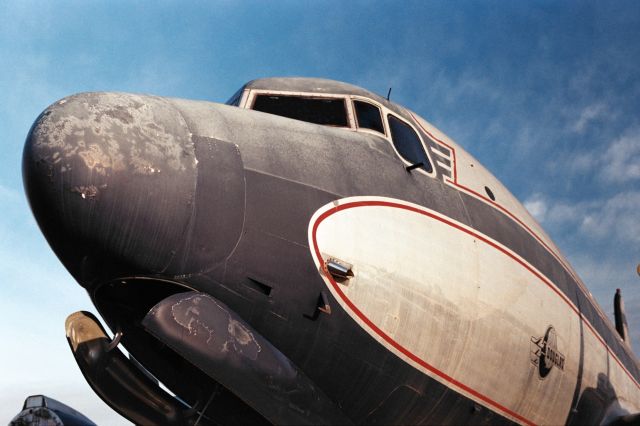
[236, 78, 436, 177]
[252, 94, 348, 127]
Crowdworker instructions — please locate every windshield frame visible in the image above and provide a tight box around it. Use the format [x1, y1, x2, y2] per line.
[246, 89, 356, 129]
[243, 88, 436, 178]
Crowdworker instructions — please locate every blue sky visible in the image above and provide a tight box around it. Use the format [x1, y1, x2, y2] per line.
[1, 1, 639, 423]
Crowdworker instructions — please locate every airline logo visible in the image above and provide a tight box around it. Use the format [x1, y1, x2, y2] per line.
[530, 326, 565, 378]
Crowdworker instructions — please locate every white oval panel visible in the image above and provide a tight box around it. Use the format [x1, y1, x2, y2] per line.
[308, 197, 581, 425]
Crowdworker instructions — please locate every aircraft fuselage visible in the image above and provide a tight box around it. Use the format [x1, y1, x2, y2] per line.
[23, 78, 640, 425]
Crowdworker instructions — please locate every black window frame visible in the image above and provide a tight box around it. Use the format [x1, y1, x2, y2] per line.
[387, 113, 434, 174]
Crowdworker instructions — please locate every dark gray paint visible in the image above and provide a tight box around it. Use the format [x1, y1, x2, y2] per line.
[21, 79, 639, 425]
[143, 291, 353, 425]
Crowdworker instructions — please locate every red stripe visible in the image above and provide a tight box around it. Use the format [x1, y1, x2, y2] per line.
[312, 200, 536, 425]
[408, 113, 638, 383]
[312, 199, 640, 426]
[411, 114, 563, 267]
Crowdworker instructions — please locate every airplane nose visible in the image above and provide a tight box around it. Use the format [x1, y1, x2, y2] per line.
[23, 92, 245, 287]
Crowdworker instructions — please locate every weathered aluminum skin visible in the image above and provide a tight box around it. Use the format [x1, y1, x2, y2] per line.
[22, 78, 640, 425]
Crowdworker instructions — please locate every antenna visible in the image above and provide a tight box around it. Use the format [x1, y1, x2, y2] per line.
[386, 87, 392, 101]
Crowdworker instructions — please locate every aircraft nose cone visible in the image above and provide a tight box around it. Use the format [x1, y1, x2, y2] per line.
[23, 92, 200, 286]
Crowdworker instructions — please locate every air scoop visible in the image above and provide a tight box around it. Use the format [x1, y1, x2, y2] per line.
[142, 291, 352, 425]
[65, 311, 202, 425]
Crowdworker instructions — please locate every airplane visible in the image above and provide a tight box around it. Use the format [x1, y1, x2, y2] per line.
[10, 394, 96, 426]
[22, 77, 640, 425]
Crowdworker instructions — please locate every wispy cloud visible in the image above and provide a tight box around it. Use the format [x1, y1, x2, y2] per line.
[566, 151, 596, 175]
[524, 193, 584, 226]
[600, 130, 640, 183]
[523, 190, 640, 244]
[571, 103, 611, 134]
[553, 126, 640, 189]
[523, 194, 548, 222]
[580, 191, 640, 243]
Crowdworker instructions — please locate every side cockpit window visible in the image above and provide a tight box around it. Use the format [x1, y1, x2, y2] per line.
[252, 94, 348, 127]
[388, 114, 433, 173]
[354, 100, 384, 134]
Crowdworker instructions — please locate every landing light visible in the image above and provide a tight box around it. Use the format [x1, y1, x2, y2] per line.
[326, 258, 354, 281]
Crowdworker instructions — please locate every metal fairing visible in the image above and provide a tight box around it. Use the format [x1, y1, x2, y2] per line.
[21, 78, 640, 425]
[142, 291, 353, 425]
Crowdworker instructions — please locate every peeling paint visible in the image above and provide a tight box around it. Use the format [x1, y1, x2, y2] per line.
[30, 92, 194, 178]
[170, 293, 261, 360]
[228, 319, 261, 360]
[71, 185, 99, 200]
[70, 183, 107, 200]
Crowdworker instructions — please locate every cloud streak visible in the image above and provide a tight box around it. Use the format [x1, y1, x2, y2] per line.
[600, 130, 640, 183]
[525, 191, 640, 244]
[581, 191, 640, 243]
[571, 103, 612, 134]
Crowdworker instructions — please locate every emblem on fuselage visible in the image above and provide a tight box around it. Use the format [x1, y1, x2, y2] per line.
[530, 326, 565, 378]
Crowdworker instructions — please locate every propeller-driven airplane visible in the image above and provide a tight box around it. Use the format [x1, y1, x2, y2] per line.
[22, 77, 640, 425]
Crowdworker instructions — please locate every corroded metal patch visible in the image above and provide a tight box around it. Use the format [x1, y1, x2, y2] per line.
[30, 92, 195, 178]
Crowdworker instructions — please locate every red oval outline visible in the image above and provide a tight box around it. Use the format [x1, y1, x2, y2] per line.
[311, 199, 639, 425]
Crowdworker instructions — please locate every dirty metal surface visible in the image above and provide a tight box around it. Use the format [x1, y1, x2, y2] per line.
[143, 291, 352, 425]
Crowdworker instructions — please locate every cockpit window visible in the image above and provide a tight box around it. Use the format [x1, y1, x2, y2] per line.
[354, 100, 384, 134]
[387, 114, 433, 173]
[252, 94, 348, 127]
